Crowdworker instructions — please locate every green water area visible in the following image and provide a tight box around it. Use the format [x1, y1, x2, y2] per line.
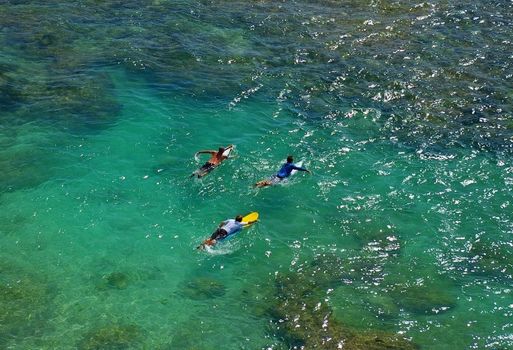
[1, 1, 512, 349]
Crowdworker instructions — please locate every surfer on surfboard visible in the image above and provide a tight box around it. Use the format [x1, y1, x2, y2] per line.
[191, 145, 233, 178]
[254, 155, 310, 188]
[197, 214, 258, 249]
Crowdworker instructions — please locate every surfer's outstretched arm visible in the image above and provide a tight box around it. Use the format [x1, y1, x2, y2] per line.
[292, 165, 310, 173]
[196, 150, 216, 155]
[242, 220, 258, 225]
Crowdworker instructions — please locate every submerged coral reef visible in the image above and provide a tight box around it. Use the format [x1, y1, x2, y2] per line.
[0, 0, 511, 154]
[256, 251, 421, 349]
[0, 261, 54, 348]
[178, 276, 226, 300]
[268, 271, 418, 349]
[78, 324, 142, 350]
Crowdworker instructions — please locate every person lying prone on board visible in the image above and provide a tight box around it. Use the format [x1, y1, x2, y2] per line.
[254, 155, 310, 188]
[191, 145, 233, 178]
[197, 215, 258, 249]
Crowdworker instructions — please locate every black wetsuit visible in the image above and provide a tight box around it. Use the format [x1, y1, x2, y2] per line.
[193, 162, 216, 177]
[200, 162, 215, 172]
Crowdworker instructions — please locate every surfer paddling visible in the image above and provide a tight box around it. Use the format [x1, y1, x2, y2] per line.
[191, 145, 233, 178]
[254, 155, 310, 188]
[197, 214, 258, 250]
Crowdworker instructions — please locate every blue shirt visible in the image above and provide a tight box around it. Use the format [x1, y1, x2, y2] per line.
[277, 162, 307, 178]
[221, 219, 246, 236]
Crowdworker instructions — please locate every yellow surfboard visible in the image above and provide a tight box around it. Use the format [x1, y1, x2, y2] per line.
[242, 212, 259, 228]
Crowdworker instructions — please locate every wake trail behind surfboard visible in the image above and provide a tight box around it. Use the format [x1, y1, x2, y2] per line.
[204, 244, 234, 255]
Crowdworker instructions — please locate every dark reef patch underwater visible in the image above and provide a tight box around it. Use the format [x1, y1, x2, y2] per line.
[0, 260, 55, 347]
[0, 0, 512, 349]
[267, 257, 420, 349]
[78, 323, 143, 350]
[1, 0, 511, 155]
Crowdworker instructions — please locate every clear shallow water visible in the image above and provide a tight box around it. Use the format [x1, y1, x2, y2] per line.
[1, 1, 512, 349]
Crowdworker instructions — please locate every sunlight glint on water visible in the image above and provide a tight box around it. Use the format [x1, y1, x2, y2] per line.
[0, 1, 512, 349]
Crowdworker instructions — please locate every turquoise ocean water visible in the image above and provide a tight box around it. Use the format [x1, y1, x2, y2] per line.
[1, 1, 512, 349]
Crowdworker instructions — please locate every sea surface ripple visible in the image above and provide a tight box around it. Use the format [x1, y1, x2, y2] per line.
[0, 1, 512, 349]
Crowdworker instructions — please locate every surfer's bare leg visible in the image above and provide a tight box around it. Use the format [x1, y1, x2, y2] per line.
[197, 238, 216, 250]
[254, 180, 272, 188]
